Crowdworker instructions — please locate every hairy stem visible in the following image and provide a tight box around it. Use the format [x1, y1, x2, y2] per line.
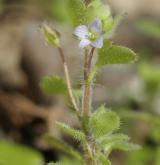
[83, 48, 95, 113]
[58, 47, 80, 117]
[82, 48, 97, 165]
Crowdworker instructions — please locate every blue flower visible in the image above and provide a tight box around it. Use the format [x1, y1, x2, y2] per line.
[74, 17, 103, 49]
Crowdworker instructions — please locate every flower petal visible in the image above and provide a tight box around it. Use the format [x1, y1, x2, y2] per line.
[91, 36, 103, 48]
[90, 17, 102, 33]
[74, 25, 89, 39]
[79, 39, 91, 48]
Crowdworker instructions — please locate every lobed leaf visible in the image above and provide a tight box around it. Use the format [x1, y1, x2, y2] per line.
[56, 122, 85, 142]
[40, 76, 67, 95]
[89, 105, 120, 138]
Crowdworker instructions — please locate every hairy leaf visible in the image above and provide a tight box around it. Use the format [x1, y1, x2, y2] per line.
[98, 133, 130, 145]
[98, 153, 112, 165]
[56, 122, 85, 142]
[97, 41, 137, 67]
[43, 134, 81, 160]
[104, 141, 141, 152]
[89, 105, 120, 137]
[40, 76, 67, 94]
[87, 0, 111, 22]
[67, 0, 87, 26]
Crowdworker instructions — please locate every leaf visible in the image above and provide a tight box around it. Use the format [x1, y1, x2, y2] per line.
[104, 141, 141, 152]
[67, 0, 87, 26]
[89, 105, 120, 138]
[97, 41, 137, 67]
[0, 140, 44, 165]
[40, 76, 67, 94]
[41, 24, 60, 47]
[87, 0, 112, 22]
[135, 19, 160, 39]
[98, 133, 130, 145]
[56, 122, 85, 142]
[43, 134, 82, 160]
[98, 153, 112, 165]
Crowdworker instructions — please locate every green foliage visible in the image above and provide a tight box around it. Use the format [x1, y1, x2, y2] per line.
[139, 62, 160, 85]
[86, 0, 112, 29]
[125, 147, 153, 165]
[89, 105, 120, 138]
[98, 133, 130, 145]
[40, 76, 67, 94]
[108, 141, 141, 151]
[67, 0, 87, 26]
[41, 24, 60, 47]
[48, 0, 69, 22]
[98, 153, 112, 165]
[43, 134, 82, 160]
[48, 156, 82, 165]
[97, 41, 137, 67]
[40, 1, 140, 165]
[105, 13, 126, 38]
[98, 133, 140, 154]
[135, 19, 160, 39]
[56, 122, 85, 142]
[0, 140, 44, 165]
[156, 147, 160, 165]
[150, 119, 160, 144]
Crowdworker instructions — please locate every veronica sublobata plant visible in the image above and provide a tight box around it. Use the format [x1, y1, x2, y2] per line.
[40, 0, 140, 165]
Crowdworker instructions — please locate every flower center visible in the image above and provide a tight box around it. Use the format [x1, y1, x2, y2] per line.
[88, 30, 99, 41]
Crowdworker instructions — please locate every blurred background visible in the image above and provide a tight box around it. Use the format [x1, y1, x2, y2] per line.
[0, 0, 160, 165]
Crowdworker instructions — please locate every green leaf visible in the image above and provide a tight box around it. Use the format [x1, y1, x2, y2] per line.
[67, 0, 87, 26]
[56, 122, 85, 142]
[87, 0, 112, 22]
[0, 140, 44, 165]
[43, 134, 82, 160]
[98, 153, 112, 165]
[135, 19, 160, 39]
[104, 141, 141, 152]
[89, 105, 120, 138]
[41, 24, 60, 47]
[40, 76, 67, 94]
[97, 41, 137, 67]
[98, 133, 130, 145]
